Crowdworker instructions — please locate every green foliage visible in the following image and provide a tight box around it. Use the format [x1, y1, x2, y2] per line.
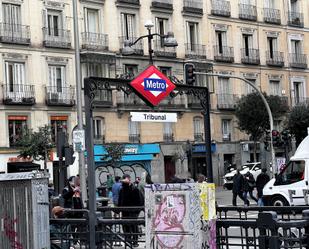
[287, 104, 309, 146]
[101, 143, 125, 166]
[235, 92, 287, 142]
[16, 125, 54, 161]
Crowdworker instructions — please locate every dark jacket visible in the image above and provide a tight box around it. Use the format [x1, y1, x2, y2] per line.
[62, 185, 74, 208]
[118, 182, 142, 217]
[256, 172, 270, 197]
[233, 173, 244, 193]
[245, 172, 256, 191]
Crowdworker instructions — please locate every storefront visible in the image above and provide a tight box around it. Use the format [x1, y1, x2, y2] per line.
[94, 143, 160, 187]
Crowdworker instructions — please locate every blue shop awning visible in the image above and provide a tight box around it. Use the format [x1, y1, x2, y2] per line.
[94, 143, 160, 163]
[192, 143, 216, 153]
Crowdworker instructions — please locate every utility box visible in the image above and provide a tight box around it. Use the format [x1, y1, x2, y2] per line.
[0, 171, 50, 249]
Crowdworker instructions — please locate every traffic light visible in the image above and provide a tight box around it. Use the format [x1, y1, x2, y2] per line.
[64, 145, 75, 166]
[281, 130, 290, 143]
[184, 63, 196, 85]
[272, 130, 281, 147]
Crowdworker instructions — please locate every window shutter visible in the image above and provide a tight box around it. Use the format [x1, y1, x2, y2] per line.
[61, 66, 65, 87]
[127, 14, 135, 38]
[121, 13, 126, 38]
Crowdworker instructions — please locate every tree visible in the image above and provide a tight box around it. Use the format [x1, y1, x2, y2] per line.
[101, 143, 125, 166]
[235, 92, 287, 161]
[16, 125, 54, 170]
[287, 104, 309, 146]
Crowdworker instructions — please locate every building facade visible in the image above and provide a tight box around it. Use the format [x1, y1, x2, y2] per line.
[0, 0, 308, 185]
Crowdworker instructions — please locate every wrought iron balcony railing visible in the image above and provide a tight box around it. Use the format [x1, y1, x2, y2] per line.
[154, 39, 177, 58]
[211, 0, 231, 17]
[93, 135, 105, 144]
[0, 23, 30, 45]
[188, 95, 201, 109]
[288, 12, 304, 27]
[46, 86, 75, 106]
[116, 0, 140, 5]
[129, 134, 140, 143]
[194, 133, 204, 142]
[3, 84, 35, 105]
[241, 48, 260, 65]
[93, 89, 112, 107]
[289, 53, 307, 69]
[163, 133, 174, 142]
[119, 36, 143, 56]
[263, 8, 281, 24]
[223, 133, 231, 141]
[217, 94, 239, 110]
[185, 43, 206, 60]
[159, 95, 185, 109]
[239, 4, 257, 21]
[151, 0, 173, 10]
[81, 32, 108, 51]
[266, 51, 284, 67]
[183, 0, 203, 14]
[117, 93, 143, 107]
[214, 46, 234, 63]
[42, 28, 71, 48]
[292, 97, 309, 107]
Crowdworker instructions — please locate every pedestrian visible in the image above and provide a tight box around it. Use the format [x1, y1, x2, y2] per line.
[197, 174, 206, 183]
[256, 168, 270, 206]
[111, 176, 122, 206]
[118, 174, 143, 247]
[50, 206, 70, 249]
[106, 174, 114, 197]
[244, 171, 258, 203]
[62, 176, 83, 217]
[232, 169, 249, 206]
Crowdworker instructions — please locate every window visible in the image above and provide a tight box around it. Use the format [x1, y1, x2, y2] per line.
[222, 119, 231, 141]
[269, 80, 281, 96]
[3, 3, 21, 25]
[8, 115, 27, 147]
[291, 39, 302, 54]
[275, 160, 305, 185]
[84, 8, 99, 33]
[50, 116, 68, 143]
[186, 22, 199, 51]
[290, 0, 299, 12]
[121, 13, 135, 39]
[159, 67, 172, 77]
[193, 116, 203, 142]
[124, 64, 138, 77]
[293, 81, 304, 104]
[218, 77, 230, 94]
[48, 65, 65, 92]
[245, 78, 256, 94]
[216, 31, 227, 54]
[128, 120, 140, 143]
[156, 17, 168, 47]
[163, 123, 174, 142]
[265, 0, 275, 9]
[93, 117, 105, 142]
[46, 10, 62, 36]
[267, 37, 278, 58]
[5, 62, 25, 91]
[242, 34, 253, 56]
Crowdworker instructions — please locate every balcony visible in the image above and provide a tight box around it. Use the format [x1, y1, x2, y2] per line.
[159, 95, 186, 109]
[119, 36, 143, 56]
[3, 84, 35, 105]
[185, 43, 206, 60]
[188, 95, 201, 109]
[42, 28, 71, 48]
[163, 133, 174, 142]
[217, 94, 239, 110]
[239, 4, 257, 21]
[292, 97, 309, 107]
[94, 135, 105, 144]
[81, 32, 108, 51]
[288, 12, 304, 28]
[0, 23, 30, 45]
[211, 0, 231, 17]
[266, 51, 284, 67]
[289, 53, 307, 69]
[194, 133, 204, 142]
[116, 0, 140, 5]
[154, 39, 176, 58]
[263, 8, 281, 24]
[93, 90, 112, 107]
[214, 46, 234, 63]
[183, 0, 203, 15]
[241, 48, 260, 65]
[151, 0, 173, 10]
[129, 134, 140, 143]
[46, 86, 75, 106]
[223, 133, 231, 141]
[117, 93, 144, 108]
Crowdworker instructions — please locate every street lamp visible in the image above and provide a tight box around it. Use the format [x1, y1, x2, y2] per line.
[122, 20, 178, 64]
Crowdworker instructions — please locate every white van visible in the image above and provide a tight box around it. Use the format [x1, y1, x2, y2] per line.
[263, 135, 309, 206]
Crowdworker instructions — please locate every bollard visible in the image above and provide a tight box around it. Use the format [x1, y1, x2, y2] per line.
[302, 210, 309, 249]
[257, 212, 279, 249]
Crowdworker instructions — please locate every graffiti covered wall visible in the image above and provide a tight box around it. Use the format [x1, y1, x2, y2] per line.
[145, 183, 216, 249]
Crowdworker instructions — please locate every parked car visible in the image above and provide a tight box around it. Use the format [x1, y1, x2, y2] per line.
[223, 162, 262, 190]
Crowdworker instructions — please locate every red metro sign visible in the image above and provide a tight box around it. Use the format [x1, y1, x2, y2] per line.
[130, 65, 176, 106]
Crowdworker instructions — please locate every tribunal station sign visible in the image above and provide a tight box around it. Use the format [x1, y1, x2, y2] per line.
[130, 112, 177, 122]
[130, 65, 176, 106]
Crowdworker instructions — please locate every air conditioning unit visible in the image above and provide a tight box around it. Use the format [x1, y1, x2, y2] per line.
[0, 172, 50, 249]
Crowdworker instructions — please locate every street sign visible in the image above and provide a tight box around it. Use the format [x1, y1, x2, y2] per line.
[130, 65, 176, 106]
[130, 112, 177, 122]
[73, 129, 85, 152]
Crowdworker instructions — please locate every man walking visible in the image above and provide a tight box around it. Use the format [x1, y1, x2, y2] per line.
[244, 171, 258, 203]
[256, 168, 270, 206]
[111, 176, 122, 206]
[232, 169, 249, 206]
